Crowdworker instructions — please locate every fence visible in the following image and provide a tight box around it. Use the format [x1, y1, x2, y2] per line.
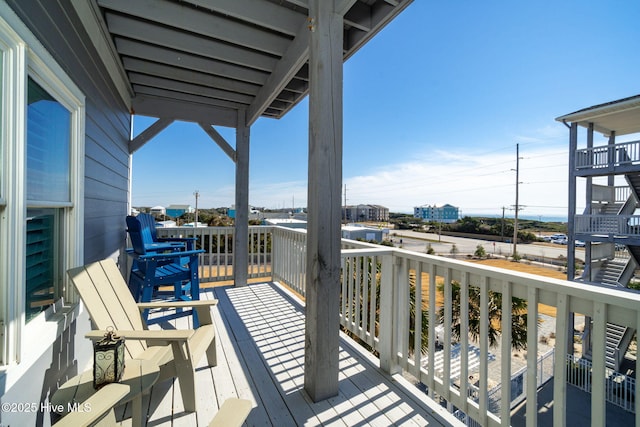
[567, 354, 636, 413]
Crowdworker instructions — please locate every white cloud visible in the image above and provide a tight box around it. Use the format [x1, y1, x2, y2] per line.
[249, 180, 308, 209]
[344, 144, 579, 218]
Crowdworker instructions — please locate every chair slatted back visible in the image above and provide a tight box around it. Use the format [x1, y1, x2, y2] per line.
[126, 215, 149, 255]
[68, 259, 148, 359]
[135, 213, 159, 243]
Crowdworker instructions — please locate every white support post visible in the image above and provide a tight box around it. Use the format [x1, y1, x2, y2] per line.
[233, 110, 250, 287]
[304, 0, 343, 402]
[567, 122, 577, 280]
[607, 131, 616, 186]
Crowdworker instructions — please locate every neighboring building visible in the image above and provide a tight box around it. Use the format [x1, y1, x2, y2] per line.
[166, 204, 195, 218]
[557, 94, 640, 372]
[342, 204, 389, 222]
[228, 205, 263, 219]
[341, 224, 386, 242]
[414, 204, 459, 223]
[150, 205, 166, 217]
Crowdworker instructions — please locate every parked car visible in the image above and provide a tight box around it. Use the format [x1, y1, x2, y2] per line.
[550, 233, 568, 241]
[575, 240, 585, 247]
[553, 238, 568, 245]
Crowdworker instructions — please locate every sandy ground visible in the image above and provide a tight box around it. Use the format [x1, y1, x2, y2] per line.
[469, 258, 566, 317]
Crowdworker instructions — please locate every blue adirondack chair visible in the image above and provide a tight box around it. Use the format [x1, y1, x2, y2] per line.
[132, 212, 196, 251]
[125, 213, 197, 298]
[126, 214, 204, 324]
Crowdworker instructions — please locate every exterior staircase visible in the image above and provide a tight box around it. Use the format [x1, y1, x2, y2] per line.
[593, 258, 635, 287]
[626, 173, 640, 201]
[604, 323, 634, 370]
[583, 178, 640, 372]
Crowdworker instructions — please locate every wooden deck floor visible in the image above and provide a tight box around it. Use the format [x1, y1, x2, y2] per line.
[124, 282, 459, 426]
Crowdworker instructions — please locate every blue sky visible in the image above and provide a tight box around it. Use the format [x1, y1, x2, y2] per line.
[132, 1, 640, 218]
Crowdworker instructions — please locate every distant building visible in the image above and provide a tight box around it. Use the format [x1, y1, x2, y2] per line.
[414, 204, 459, 223]
[342, 204, 389, 222]
[228, 205, 263, 219]
[341, 224, 386, 242]
[166, 204, 194, 218]
[149, 205, 166, 218]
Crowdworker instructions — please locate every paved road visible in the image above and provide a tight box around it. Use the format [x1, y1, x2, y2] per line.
[388, 229, 582, 263]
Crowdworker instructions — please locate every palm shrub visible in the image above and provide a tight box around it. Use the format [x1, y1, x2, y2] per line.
[408, 271, 429, 355]
[340, 258, 429, 356]
[437, 280, 530, 350]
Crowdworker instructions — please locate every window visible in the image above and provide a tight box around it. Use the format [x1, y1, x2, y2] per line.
[25, 78, 72, 321]
[0, 8, 84, 365]
[27, 77, 71, 203]
[25, 209, 61, 321]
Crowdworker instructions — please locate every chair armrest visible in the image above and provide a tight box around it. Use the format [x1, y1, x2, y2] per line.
[137, 300, 217, 325]
[86, 329, 193, 343]
[158, 237, 197, 242]
[136, 300, 218, 310]
[134, 249, 204, 261]
[54, 383, 130, 426]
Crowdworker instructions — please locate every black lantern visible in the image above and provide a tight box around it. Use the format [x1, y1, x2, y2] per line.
[93, 327, 125, 389]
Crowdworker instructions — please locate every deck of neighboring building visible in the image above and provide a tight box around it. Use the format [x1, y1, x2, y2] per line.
[124, 282, 459, 426]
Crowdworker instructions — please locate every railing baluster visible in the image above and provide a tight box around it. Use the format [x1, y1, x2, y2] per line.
[553, 297, 570, 425]
[500, 282, 512, 424]
[442, 267, 452, 403]
[637, 311, 640, 425]
[413, 262, 423, 378]
[591, 301, 607, 427]
[362, 255, 370, 341]
[478, 276, 489, 426]
[370, 255, 378, 349]
[525, 286, 539, 427]
[397, 258, 410, 372]
[355, 254, 362, 335]
[426, 262, 436, 399]
[460, 271, 470, 416]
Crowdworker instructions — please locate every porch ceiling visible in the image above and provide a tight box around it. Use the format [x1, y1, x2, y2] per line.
[72, 0, 413, 128]
[555, 94, 640, 137]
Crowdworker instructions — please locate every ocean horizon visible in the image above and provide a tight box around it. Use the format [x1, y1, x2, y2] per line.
[466, 213, 568, 223]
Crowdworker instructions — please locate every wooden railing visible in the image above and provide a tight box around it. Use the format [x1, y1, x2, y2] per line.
[576, 139, 640, 170]
[575, 214, 640, 237]
[159, 225, 640, 426]
[334, 246, 640, 426]
[156, 226, 273, 282]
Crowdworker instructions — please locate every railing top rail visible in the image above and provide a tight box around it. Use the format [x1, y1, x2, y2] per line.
[342, 248, 393, 256]
[578, 139, 640, 151]
[378, 245, 640, 317]
[158, 225, 273, 231]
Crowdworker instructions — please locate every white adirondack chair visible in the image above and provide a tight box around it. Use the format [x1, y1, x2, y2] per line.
[68, 259, 218, 412]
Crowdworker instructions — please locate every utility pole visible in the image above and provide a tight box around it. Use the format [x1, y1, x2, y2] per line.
[512, 144, 522, 257]
[343, 184, 347, 223]
[194, 190, 199, 226]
